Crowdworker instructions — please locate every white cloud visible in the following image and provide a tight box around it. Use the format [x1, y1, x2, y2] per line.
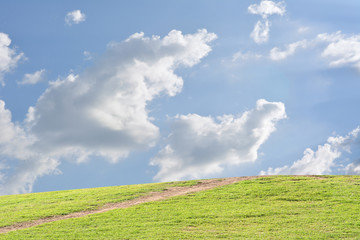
[65, 10, 86, 26]
[248, 1, 285, 44]
[0, 29, 216, 195]
[320, 33, 360, 71]
[0, 100, 60, 195]
[232, 50, 263, 62]
[248, 0, 285, 19]
[0, 156, 60, 195]
[47, 73, 78, 88]
[345, 159, 360, 175]
[250, 20, 271, 44]
[268, 31, 360, 68]
[29, 29, 216, 161]
[151, 99, 286, 182]
[327, 127, 360, 152]
[0, 33, 25, 86]
[0, 100, 18, 144]
[317, 31, 344, 43]
[0, 100, 29, 154]
[18, 69, 46, 85]
[261, 126, 360, 175]
[261, 144, 341, 175]
[269, 40, 308, 60]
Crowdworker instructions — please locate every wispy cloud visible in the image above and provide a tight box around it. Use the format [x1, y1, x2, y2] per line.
[269, 40, 308, 61]
[267, 31, 360, 72]
[250, 20, 271, 44]
[18, 69, 46, 85]
[297, 27, 310, 34]
[232, 51, 263, 62]
[83, 51, 92, 60]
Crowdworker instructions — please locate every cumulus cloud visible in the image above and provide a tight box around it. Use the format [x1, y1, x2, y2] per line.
[345, 159, 360, 175]
[269, 40, 308, 60]
[319, 32, 360, 71]
[29, 29, 216, 161]
[0, 29, 216, 195]
[327, 127, 360, 152]
[18, 69, 46, 85]
[261, 126, 360, 175]
[0, 100, 60, 195]
[151, 99, 286, 182]
[248, 0, 285, 19]
[0, 33, 25, 86]
[65, 10, 86, 26]
[261, 144, 341, 175]
[248, 1, 285, 44]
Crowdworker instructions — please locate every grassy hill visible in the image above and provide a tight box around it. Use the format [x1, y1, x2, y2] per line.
[0, 175, 359, 239]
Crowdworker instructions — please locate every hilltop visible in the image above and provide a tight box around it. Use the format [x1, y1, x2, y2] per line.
[0, 175, 359, 239]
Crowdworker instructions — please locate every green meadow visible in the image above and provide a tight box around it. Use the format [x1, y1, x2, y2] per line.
[0, 180, 198, 228]
[1, 176, 359, 239]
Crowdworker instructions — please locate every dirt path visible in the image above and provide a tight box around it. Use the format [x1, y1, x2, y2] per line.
[0, 176, 259, 234]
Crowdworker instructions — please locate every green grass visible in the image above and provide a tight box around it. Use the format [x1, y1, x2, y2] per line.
[1, 176, 360, 239]
[0, 180, 198, 228]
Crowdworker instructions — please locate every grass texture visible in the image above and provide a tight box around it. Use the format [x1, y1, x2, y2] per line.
[0, 180, 198, 228]
[1, 176, 359, 239]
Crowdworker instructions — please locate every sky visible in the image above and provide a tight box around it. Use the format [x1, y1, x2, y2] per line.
[0, 0, 360, 195]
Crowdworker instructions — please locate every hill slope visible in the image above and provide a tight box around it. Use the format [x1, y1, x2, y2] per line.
[0, 175, 359, 239]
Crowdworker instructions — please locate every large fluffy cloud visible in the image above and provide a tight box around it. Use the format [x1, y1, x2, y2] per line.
[0, 29, 216, 195]
[248, 0, 285, 44]
[30, 29, 216, 161]
[0, 33, 25, 86]
[261, 126, 360, 175]
[151, 99, 286, 182]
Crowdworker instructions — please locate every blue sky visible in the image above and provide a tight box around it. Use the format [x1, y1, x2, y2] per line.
[0, 0, 360, 195]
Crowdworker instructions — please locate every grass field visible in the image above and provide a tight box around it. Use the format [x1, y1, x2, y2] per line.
[0, 180, 198, 228]
[1, 175, 359, 239]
